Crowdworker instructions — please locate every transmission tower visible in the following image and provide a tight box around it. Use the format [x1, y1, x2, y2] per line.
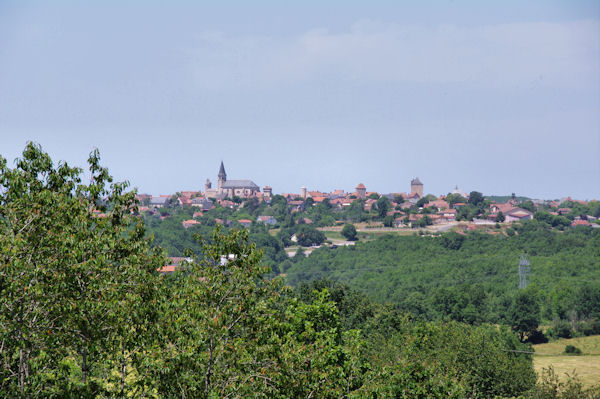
[518, 254, 530, 289]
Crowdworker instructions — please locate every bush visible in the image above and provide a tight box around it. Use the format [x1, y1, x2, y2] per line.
[578, 319, 600, 336]
[527, 329, 548, 344]
[564, 345, 582, 355]
[341, 223, 358, 241]
[547, 319, 574, 339]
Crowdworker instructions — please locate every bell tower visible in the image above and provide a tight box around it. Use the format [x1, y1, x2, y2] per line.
[218, 161, 227, 190]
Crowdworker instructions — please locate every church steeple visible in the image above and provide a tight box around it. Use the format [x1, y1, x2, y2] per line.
[218, 161, 227, 190]
[218, 161, 226, 180]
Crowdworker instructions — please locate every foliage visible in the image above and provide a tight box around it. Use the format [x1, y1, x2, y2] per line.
[341, 223, 358, 241]
[446, 193, 467, 207]
[496, 210, 506, 222]
[1, 145, 597, 398]
[0, 143, 164, 396]
[146, 228, 370, 397]
[468, 191, 484, 206]
[531, 366, 600, 399]
[508, 288, 541, 342]
[285, 222, 600, 328]
[295, 224, 326, 247]
[563, 345, 582, 355]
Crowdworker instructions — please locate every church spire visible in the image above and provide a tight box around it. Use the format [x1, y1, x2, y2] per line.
[218, 161, 226, 181]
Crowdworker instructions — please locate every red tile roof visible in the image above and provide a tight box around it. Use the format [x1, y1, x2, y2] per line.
[572, 220, 591, 226]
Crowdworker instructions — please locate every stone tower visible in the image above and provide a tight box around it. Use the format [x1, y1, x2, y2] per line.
[410, 177, 423, 197]
[356, 183, 366, 200]
[218, 161, 227, 190]
[205, 178, 212, 192]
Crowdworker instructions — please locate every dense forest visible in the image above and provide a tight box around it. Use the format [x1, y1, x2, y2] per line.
[286, 224, 600, 335]
[1, 144, 599, 397]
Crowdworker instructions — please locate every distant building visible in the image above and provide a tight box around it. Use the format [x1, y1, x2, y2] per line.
[356, 183, 366, 199]
[191, 197, 215, 210]
[410, 178, 423, 198]
[237, 219, 252, 228]
[205, 161, 261, 199]
[182, 219, 200, 229]
[257, 215, 277, 225]
[505, 208, 533, 222]
[149, 196, 169, 208]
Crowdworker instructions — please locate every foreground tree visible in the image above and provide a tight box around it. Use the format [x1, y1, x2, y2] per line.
[148, 227, 368, 397]
[0, 143, 164, 396]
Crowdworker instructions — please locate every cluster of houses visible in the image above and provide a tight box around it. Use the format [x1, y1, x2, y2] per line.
[135, 162, 596, 230]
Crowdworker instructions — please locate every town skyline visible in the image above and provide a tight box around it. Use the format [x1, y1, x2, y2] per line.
[130, 159, 590, 202]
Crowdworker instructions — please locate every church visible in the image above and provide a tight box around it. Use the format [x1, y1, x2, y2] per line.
[204, 161, 260, 199]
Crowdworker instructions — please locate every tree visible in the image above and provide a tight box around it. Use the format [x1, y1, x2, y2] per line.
[296, 224, 326, 246]
[495, 211, 505, 222]
[468, 191, 484, 206]
[446, 193, 467, 207]
[520, 200, 536, 213]
[341, 223, 358, 241]
[416, 197, 430, 208]
[375, 196, 390, 219]
[383, 215, 394, 227]
[507, 289, 541, 342]
[149, 228, 369, 397]
[0, 143, 164, 396]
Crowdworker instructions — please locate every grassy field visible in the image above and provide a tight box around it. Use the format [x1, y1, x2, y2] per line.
[533, 335, 600, 388]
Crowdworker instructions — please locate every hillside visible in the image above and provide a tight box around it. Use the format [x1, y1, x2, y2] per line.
[285, 221, 600, 324]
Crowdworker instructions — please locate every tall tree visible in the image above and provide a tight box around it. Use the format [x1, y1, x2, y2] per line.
[507, 289, 541, 342]
[0, 143, 164, 396]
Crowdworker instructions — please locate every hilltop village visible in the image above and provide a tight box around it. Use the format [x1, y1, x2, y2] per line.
[136, 161, 599, 232]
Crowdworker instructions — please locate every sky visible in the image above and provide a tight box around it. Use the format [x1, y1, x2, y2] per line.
[1, 1, 599, 200]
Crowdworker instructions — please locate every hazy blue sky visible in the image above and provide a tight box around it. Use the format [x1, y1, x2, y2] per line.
[1, 1, 598, 199]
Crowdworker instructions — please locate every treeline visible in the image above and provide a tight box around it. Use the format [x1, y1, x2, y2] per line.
[1, 144, 599, 397]
[286, 221, 600, 341]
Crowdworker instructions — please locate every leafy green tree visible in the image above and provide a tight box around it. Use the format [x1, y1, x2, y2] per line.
[0, 143, 164, 396]
[341, 223, 358, 241]
[446, 193, 467, 207]
[374, 196, 390, 219]
[507, 288, 541, 342]
[344, 199, 367, 223]
[416, 197, 430, 208]
[296, 224, 326, 246]
[149, 228, 369, 397]
[383, 215, 394, 227]
[148, 227, 282, 397]
[495, 210, 505, 222]
[520, 200, 535, 212]
[468, 191, 484, 206]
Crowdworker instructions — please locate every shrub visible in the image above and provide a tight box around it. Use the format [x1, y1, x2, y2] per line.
[578, 319, 600, 336]
[564, 345, 582, 355]
[547, 319, 574, 339]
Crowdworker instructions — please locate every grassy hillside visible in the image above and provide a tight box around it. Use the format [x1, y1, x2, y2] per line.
[533, 335, 600, 388]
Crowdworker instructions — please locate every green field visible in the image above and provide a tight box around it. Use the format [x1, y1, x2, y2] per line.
[533, 335, 600, 388]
